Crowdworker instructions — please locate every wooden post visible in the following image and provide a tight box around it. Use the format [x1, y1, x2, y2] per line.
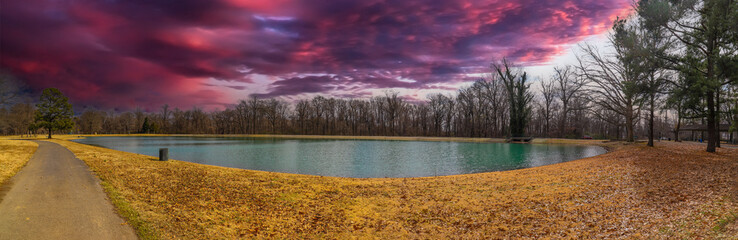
[159, 148, 168, 161]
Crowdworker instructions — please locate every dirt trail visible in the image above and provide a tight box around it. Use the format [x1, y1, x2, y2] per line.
[0, 141, 137, 240]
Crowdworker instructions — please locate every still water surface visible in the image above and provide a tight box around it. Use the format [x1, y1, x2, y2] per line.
[72, 136, 606, 178]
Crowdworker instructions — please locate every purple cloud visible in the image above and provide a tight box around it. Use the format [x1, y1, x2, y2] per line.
[0, 0, 632, 109]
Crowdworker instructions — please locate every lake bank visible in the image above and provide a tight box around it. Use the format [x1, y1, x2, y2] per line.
[2, 133, 610, 145]
[71, 136, 606, 178]
[43, 138, 738, 239]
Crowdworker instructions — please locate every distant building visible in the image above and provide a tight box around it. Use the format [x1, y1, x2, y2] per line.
[678, 124, 733, 143]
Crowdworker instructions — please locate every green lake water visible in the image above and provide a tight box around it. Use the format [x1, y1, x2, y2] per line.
[72, 136, 606, 178]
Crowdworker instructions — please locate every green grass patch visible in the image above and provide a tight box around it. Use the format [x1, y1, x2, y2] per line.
[99, 180, 159, 240]
[713, 212, 738, 232]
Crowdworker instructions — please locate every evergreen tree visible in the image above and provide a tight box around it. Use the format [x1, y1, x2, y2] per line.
[34, 88, 74, 138]
[634, 3, 673, 146]
[493, 59, 533, 138]
[638, 0, 738, 152]
[140, 117, 151, 133]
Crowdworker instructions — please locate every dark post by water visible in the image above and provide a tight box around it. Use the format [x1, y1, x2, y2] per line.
[159, 148, 168, 161]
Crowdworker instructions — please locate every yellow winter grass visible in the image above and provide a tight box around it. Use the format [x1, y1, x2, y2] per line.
[0, 140, 38, 184]
[42, 137, 738, 239]
[2, 133, 611, 145]
[3, 133, 511, 143]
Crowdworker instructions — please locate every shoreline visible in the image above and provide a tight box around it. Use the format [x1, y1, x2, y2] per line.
[5, 133, 612, 145]
[66, 134, 611, 179]
[67, 140, 610, 180]
[42, 138, 738, 238]
[2, 136, 735, 238]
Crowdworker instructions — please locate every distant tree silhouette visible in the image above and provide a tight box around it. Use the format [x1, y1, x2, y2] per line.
[140, 117, 152, 133]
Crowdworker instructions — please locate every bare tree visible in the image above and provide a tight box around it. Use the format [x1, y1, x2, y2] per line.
[383, 91, 403, 136]
[78, 109, 107, 134]
[457, 86, 476, 137]
[540, 78, 557, 137]
[553, 66, 587, 137]
[159, 104, 171, 133]
[481, 74, 507, 137]
[5, 103, 35, 136]
[264, 99, 288, 133]
[577, 20, 647, 142]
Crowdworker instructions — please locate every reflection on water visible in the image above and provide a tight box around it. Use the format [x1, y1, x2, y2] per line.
[72, 137, 606, 178]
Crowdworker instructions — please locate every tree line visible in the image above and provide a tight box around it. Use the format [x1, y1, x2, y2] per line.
[63, 61, 625, 139]
[1, 62, 677, 141]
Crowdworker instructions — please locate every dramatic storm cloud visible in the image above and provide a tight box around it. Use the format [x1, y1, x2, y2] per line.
[0, 0, 631, 110]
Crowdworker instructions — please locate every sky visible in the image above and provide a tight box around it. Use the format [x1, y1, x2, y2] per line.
[0, 0, 632, 111]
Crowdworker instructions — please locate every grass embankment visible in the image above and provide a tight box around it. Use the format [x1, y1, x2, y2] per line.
[3, 133, 511, 143]
[0, 140, 38, 185]
[46, 138, 737, 239]
[209, 134, 510, 143]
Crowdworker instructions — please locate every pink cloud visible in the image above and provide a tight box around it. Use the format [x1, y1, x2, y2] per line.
[1, 0, 632, 110]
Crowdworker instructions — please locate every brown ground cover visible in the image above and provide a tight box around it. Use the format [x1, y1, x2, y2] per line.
[0, 140, 37, 184]
[46, 139, 737, 239]
[2, 133, 510, 143]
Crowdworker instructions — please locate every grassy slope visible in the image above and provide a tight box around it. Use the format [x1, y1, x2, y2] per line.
[47, 138, 738, 239]
[0, 140, 38, 185]
[3, 133, 511, 143]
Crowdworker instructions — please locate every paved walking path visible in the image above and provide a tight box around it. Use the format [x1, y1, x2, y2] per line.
[0, 141, 137, 240]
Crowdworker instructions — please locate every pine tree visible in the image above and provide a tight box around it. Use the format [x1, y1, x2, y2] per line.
[638, 0, 738, 152]
[34, 88, 74, 138]
[140, 117, 151, 133]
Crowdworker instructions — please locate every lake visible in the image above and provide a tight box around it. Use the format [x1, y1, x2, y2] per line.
[72, 136, 606, 178]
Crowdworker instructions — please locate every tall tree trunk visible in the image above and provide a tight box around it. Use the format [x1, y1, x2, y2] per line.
[716, 89, 721, 148]
[616, 125, 620, 140]
[545, 117, 549, 138]
[626, 110, 634, 142]
[706, 90, 717, 152]
[47, 127, 52, 139]
[674, 112, 682, 142]
[560, 102, 567, 137]
[648, 94, 655, 147]
[705, 35, 717, 152]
